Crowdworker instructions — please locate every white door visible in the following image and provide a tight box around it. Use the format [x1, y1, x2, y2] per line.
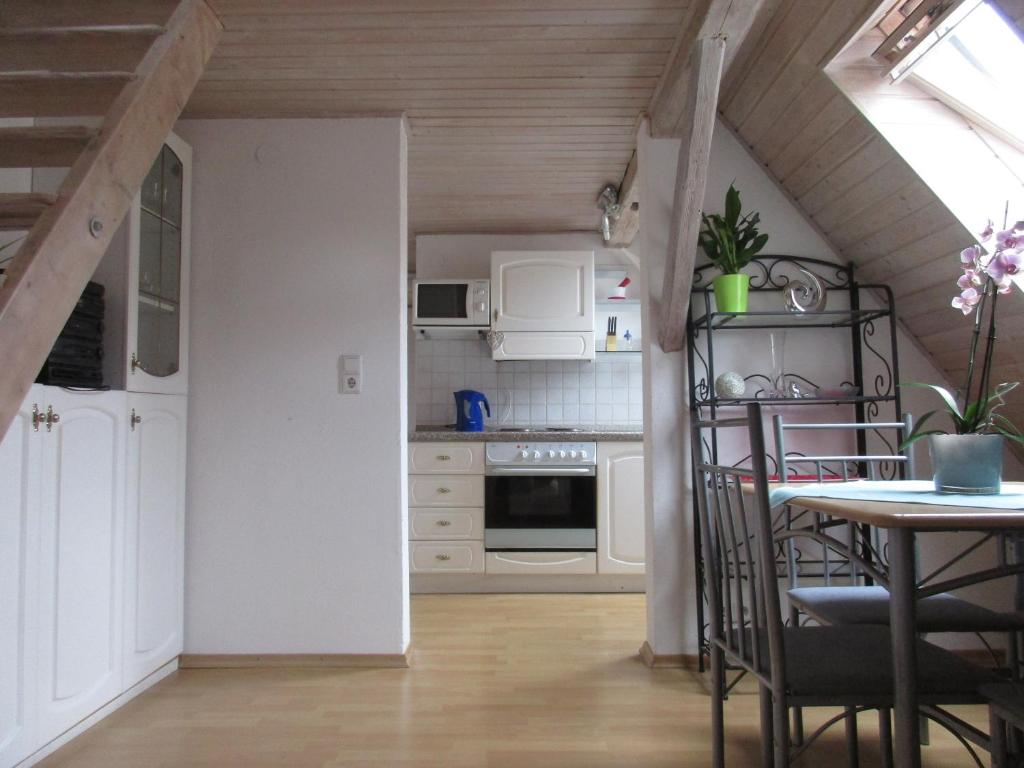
[597, 442, 645, 575]
[36, 390, 126, 745]
[491, 251, 594, 332]
[123, 393, 187, 688]
[126, 132, 191, 395]
[0, 388, 44, 767]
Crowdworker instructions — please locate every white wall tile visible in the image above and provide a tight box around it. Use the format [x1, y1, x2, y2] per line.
[413, 338, 642, 427]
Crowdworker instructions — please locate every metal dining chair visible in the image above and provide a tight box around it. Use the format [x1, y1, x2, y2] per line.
[773, 414, 1024, 673]
[982, 683, 1024, 767]
[692, 403, 997, 768]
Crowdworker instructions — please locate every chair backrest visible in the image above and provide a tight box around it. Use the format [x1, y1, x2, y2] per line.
[692, 403, 786, 689]
[772, 413, 915, 482]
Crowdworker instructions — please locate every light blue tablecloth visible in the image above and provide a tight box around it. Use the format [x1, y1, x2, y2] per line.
[769, 480, 1024, 511]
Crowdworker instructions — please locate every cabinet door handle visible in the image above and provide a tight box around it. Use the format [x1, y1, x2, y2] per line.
[130, 409, 142, 430]
[436, 520, 452, 527]
[435, 553, 451, 562]
[45, 406, 59, 432]
[436, 487, 451, 494]
[436, 454, 451, 461]
[31, 404, 43, 432]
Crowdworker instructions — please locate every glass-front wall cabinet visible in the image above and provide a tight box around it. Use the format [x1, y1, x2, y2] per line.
[127, 133, 190, 395]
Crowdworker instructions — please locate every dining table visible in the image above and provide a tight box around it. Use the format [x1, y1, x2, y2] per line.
[769, 479, 1024, 768]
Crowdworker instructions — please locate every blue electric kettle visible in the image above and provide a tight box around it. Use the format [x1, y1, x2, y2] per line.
[454, 390, 490, 432]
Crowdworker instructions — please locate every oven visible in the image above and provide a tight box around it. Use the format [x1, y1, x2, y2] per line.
[484, 442, 597, 551]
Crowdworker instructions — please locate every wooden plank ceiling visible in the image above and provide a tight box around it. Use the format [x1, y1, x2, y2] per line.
[185, 0, 697, 235]
[718, 0, 1024, 443]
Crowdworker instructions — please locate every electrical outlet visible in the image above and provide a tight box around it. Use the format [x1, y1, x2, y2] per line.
[339, 355, 362, 394]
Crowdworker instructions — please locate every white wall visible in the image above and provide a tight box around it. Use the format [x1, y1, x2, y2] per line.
[177, 118, 410, 655]
[639, 118, 1012, 656]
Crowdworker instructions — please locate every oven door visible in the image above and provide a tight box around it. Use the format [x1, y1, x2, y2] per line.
[484, 466, 596, 550]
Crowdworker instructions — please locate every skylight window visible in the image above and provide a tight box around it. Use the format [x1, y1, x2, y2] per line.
[910, 1, 1024, 148]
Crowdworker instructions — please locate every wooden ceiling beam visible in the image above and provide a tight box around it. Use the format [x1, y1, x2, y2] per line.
[0, 126, 96, 168]
[0, 0, 221, 441]
[648, 0, 765, 138]
[658, 36, 725, 352]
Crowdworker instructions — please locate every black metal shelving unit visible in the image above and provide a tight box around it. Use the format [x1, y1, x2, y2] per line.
[686, 255, 905, 669]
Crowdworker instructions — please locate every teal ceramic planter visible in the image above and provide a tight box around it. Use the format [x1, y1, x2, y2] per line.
[929, 434, 1003, 494]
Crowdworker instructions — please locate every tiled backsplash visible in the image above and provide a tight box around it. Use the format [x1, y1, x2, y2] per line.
[414, 338, 643, 428]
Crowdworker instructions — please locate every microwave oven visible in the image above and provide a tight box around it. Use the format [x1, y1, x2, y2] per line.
[412, 279, 490, 327]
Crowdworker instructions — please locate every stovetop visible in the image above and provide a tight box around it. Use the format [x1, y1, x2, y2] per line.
[496, 427, 584, 433]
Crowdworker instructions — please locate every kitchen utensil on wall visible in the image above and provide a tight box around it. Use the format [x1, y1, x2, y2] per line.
[606, 316, 617, 351]
[607, 276, 631, 300]
[454, 390, 490, 432]
[784, 266, 828, 313]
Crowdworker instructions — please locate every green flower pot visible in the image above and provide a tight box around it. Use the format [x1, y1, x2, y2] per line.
[713, 273, 750, 314]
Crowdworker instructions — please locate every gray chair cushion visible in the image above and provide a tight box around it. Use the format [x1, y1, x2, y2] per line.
[788, 585, 1024, 632]
[730, 625, 996, 700]
[780, 625, 996, 699]
[981, 683, 1024, 724]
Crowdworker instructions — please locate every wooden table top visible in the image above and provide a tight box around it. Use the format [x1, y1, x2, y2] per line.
[773, 482, 1024, 530]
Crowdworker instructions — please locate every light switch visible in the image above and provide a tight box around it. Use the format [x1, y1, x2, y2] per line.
[339, 355, 362, 394]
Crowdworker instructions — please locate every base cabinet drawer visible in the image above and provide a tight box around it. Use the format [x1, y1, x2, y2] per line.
[410, 508, 483, 541]
[410, 541, 484, 573]
[408, 475, 484, 507]
[409, 443, 483, 474]
[485, 551, 597, 575]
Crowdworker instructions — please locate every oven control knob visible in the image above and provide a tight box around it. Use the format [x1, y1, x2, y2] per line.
[569, 450, 577, 458]
[532, 450, 541, 460]
[579, 449, 589, 459]
[518, 450, 528, 459]
[547, 450, 556, 459]
[559, 450, 567, 458]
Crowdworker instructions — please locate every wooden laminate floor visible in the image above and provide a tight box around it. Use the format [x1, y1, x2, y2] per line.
[40, 594, 985, 767]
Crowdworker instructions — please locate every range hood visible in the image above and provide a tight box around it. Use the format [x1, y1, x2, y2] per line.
[488, 250, 595, 361]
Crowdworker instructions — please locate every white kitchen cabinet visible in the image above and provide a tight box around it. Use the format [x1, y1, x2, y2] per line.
[0, 388, 44, 768]
[409, 507, 484, 541]
[126, 132, 191, 395]
[408, 475, 484, 508]
[410, 541, 485, 573]
[408, 442, 483, 474]
[36, 390, 126, 746]
[489, 330, 594, 361]
[597, 442, 646, 575]
[491, 251, 594, 333]
[485, 551, 597, 575]
[123, 393, 187, 689]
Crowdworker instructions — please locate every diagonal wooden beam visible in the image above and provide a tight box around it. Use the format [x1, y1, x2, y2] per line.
[649, 0, 765, 138]
[658, 37, 725, 353]
[0, 0, 221, 439]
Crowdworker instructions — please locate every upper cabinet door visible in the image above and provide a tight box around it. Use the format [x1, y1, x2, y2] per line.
[126, 132, 191, 395]
[491, 251, 594, 332]
[0, 388, 44, 768]
[123, 393, 187, 689]
[36, 391, 126, 745]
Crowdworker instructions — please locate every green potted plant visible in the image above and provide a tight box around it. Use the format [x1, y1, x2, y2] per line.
[901, 217, 1023, 494]
[698, 183, 769, 313]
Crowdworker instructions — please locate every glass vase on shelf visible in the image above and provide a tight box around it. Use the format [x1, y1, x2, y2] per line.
[768, 330, 787, 398]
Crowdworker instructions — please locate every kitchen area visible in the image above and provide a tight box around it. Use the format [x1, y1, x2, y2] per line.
[408, 237, 647, 591]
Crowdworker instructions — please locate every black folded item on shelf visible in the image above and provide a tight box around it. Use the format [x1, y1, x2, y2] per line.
[36, 281, 106, 389]
[60, 312, 104, 343]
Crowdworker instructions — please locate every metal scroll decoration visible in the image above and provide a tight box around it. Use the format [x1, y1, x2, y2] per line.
[692, 254, 851, 291]
[861, 318, 899, 479]
[784, 267, 828, 313]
